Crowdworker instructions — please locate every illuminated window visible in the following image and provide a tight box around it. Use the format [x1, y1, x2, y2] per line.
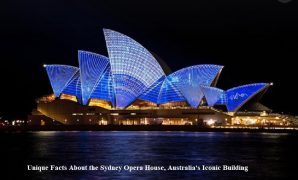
[60, 93, 77, 102]
[89, 99, 112, 109]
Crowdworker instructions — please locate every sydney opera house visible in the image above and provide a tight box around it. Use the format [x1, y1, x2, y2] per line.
[29, 29, 280, 126]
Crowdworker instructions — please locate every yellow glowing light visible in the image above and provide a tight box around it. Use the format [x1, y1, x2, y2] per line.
[60, 93, 77, 102]
[88, 99, 112, 109]
[206, 119, 215, 126]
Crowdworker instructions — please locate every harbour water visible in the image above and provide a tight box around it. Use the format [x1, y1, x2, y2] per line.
[1, 131, 297, 179]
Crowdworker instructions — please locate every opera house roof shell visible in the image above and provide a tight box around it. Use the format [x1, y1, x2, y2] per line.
[44, 29, 270, 112]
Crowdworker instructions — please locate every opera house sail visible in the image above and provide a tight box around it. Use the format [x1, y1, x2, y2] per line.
[31, 28, 272, 126]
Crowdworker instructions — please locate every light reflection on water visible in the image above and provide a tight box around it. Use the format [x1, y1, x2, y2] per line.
[1, 131, 297, 179]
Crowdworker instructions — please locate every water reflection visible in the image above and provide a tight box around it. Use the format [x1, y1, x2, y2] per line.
[1, 131, 297, 179]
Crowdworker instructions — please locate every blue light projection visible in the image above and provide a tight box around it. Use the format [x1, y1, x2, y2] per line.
[44, 29, 270, 112]
[44, 65, 79, 97]
[168, 65, 223, 107]
[158, 78, 185, 104]
[112, 74, 146, 108]
[90, 66, 115, 106]
[103, 29, 165, 108]
[78, 51, 110, 105]
[201, 86, 226, 106]
[62, 71, 82, 104]
[226, 83, 269, 112]
[140, 77, 185, 104]
[139, 76, 166, 104]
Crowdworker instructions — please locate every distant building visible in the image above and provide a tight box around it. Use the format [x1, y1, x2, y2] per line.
[29, 29, 276, 126]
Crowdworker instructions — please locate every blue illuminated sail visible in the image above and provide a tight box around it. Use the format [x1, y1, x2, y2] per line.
[139, 76, 166, 104]
[226, 83, 269, 112]
[78, 51, 110, 105]
[90, 66, 115, 106]
[157, 78, 185, 104]
[44, 65, 79, 97]
[62, 71, 82, 104]
[103, 29, 165, 108]
[201, 86, 226, 106]
[168, 65, 223, 107]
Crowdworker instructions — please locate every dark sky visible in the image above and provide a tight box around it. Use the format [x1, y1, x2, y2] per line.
[1, 0, 298, 118]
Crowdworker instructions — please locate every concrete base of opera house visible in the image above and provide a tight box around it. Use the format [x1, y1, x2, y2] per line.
[28, 99, 231, 126]
[26, 99, 297, 129]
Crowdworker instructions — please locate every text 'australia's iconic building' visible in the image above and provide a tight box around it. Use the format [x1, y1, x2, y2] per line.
[29, 29, 276, 126]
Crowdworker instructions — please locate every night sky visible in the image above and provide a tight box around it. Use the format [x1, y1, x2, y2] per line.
[1, 0, 298, 119]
